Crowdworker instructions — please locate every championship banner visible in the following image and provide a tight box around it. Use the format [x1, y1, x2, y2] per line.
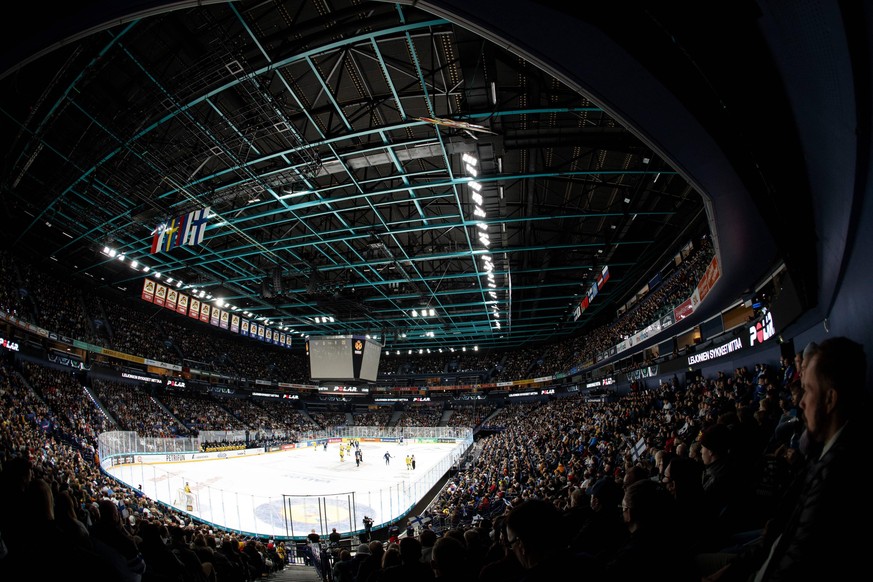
[230, 314, 239, 333]
[177, 293, 189, 316]
[265, 328, 272, 342]
[199, 301, 210, 323]
[257, 324, 265, 340]
[154, 283, 167, 307]
[189, 298, 201, 320]
[166, 288, 178, 311]
[142, 279, 156, 302]
[210, 307, 220, 326]
[241, 318, 250, 337]
[279, 333, 286, 347]
[220, 310, 229, 329]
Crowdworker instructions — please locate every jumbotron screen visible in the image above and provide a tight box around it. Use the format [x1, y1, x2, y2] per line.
[307, 335, 382, 382]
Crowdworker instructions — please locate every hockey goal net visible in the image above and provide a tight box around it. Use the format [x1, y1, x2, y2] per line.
[174, 489, 199, 512]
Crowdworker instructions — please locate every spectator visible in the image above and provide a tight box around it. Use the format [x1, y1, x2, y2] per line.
[596, 478, 698, 581]
[569, 476, 627, 561]
[335, 543, 371, 582]
[701, 337, 864, 581]
[505, 498, 572, 581]
[419, 528, 437, 565]
[375, 536, 434, 582]
[431, 535, 474, 582]
[356, 540, 385, 582]
[332, 549, 353, 582]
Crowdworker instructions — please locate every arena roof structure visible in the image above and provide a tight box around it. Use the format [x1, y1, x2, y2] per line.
[3, 1, 853, 358]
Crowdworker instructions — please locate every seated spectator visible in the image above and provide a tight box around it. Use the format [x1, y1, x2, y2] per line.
[419, 528, 437, 565]
[505, 498, 573, 581]
[479, 514, 525, 582]
[356, 540, 385, 582]
[664, 454, 721, 553]
[376, 536, 434, 582]
[569, 476, 627, 561]
[596, 478, 698, 581]
[332, 549, 353, 582]
[699, 423, 743, 539]
[335, 543, 371, 582]
[700, 337, 864, 582]
[431, 535, 474, 581]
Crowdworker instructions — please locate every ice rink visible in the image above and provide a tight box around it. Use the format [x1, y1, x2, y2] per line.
[108, 440, 461, 538]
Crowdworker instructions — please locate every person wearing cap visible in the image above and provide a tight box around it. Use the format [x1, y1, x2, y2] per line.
[356, 540, 385, 582]
[568, 476, 628, 561]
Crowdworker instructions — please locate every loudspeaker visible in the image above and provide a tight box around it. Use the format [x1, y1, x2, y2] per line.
[273, 267, 283, 295]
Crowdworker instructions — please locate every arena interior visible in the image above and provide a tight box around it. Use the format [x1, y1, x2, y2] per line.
[1, 2, 870, 581]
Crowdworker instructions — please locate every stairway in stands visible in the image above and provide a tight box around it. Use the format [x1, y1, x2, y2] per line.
[270, 563, 323, 581]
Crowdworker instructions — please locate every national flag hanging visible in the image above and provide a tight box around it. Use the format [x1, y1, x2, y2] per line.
[150, 221, 171, 254]
[181, 206, 210, 247]
[150, 207, 210, 254]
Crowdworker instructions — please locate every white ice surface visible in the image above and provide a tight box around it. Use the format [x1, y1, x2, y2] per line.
[108, 441, 457, 538]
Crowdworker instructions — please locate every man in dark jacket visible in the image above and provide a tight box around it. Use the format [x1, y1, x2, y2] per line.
[702, 337, 864, 582]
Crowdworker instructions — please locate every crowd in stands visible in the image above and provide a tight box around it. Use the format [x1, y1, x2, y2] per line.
[161, 392, 243, 432]
[533, 236, 715, 376]
[397, 404, 443, 428]
[91, 378, 192, 438]
[351, 410, 394, 427]
[442, 404, 497, 429]
[221, 398, 318, 438]
[20, 264, 95, 344]
[3, 332, 862, 580]
[493, 241, 714, 382]
[389, 336, 858, 581]
[3, 238, 861, 582]
[99, 301, 182, 365]
[309, 411, 350, 429]
[1, 237, 714, 390]
[19, 362, 116, 444]
[0, 356, 291, 580]
[381, 352, 497, 377]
